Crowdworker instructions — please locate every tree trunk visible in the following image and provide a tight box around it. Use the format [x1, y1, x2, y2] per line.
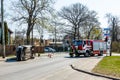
[112, 18, 115, 42]
[78, 27, 80, 40]
[87, 31, 90, 39]
[26, 33, 30, 45]
[74, 27, 77, 40]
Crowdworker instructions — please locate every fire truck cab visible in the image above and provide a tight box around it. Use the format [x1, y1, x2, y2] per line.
[69, 40, 107, 57]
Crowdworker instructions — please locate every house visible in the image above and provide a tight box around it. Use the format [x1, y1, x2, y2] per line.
[0, 22, 13, 45]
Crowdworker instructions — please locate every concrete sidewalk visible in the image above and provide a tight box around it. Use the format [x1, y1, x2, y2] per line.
[72, 53, 120, 72]
[0, 57, 7, 62]
[71, 55, 120, 80]
[72, 55, 104, 72]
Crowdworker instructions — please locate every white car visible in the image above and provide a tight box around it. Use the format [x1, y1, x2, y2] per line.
[44, 47, 56, 52]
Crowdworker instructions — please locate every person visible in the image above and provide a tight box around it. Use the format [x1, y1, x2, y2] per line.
[83, 43, 87, 50]
[48, 52, 52, 58]
[68, 46, 70, 52]
[48, 49, 54, 58]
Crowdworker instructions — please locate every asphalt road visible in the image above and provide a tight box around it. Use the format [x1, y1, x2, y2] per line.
[0, 53, 112, 80]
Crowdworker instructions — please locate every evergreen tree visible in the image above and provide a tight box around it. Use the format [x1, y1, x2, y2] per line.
[0, 22, 8, 45]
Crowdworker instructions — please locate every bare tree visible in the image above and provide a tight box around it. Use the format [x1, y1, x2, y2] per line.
[15, 29, 26, 45]
[11, 0, 54, 44]
[106, 14, 120, 41]
[83, 11, 100, 39]
[35, 22, 44, 45]
[58, 3, 99, 40]
[106, 13, 120, 56]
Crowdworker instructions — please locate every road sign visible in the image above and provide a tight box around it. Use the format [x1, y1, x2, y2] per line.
[104, 28, 110, 30]
[103, 28, 110, 37]
[104, 34, 110, 36]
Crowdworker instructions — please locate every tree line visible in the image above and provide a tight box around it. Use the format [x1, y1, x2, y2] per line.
[2, 0, 120, 45]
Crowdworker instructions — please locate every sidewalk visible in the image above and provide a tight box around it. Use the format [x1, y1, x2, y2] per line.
[0, 57, 7, 62]
[71, 55, 120, 80]
[71, 53, 120, 72]
[72, 55, 104, 72]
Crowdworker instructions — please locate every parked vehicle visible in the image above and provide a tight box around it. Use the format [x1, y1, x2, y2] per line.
[44, 47, 56, 52]
[16, 45, 35, 61]
[69, 40, 107, 57]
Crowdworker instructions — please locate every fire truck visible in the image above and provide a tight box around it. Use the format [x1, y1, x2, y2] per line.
[69, 40, 107, 57]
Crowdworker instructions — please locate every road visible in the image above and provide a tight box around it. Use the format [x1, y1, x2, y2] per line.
[0, 53, 112, 80]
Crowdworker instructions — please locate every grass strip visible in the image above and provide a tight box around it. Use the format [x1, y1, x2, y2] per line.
[92, 56, 120, 78]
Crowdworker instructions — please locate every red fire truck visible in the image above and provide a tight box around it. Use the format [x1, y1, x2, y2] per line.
[69, 40, 107, 57]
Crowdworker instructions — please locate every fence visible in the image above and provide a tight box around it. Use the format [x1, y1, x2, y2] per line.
[0, 45, 44, 56]
[0, 45, 16, 56]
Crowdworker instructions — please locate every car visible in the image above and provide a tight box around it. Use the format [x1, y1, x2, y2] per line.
[44, 47, 56, 52]
[16, 45, 35, 61]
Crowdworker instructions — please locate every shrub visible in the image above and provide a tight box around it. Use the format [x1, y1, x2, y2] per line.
[112, 41, 120, 53]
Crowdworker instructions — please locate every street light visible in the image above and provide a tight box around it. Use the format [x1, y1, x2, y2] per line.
[1, 0, 6, 58]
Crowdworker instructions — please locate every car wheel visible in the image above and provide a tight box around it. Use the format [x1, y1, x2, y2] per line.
[98, 51, 103, 56]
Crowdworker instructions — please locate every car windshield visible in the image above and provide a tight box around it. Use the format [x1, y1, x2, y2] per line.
[73, 40, 82, 46]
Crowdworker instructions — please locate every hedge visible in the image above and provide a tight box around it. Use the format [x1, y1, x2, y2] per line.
[112, 41, 120, 53]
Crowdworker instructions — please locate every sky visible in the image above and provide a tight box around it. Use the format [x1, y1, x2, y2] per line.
[54, 0, 120, 28]
[2, 0, 120, 39]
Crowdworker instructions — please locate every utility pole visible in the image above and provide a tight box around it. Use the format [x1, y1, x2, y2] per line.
[1, 0, 6, 58]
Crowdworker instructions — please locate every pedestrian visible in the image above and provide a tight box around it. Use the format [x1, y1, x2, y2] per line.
[48, 52, 52, 58]
[48, 50, 54, 58]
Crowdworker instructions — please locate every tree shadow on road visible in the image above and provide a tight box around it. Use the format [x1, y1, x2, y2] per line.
[64, 56, 87, 58]
[64, 55, 103, 59]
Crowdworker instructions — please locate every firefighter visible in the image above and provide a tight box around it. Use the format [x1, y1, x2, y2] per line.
[83, 43, 87, 50]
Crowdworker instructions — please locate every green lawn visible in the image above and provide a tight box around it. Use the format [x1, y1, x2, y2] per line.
[92, 56, 120, 78]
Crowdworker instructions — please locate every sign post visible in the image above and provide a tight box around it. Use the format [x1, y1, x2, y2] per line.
[103, 28, 111, 56]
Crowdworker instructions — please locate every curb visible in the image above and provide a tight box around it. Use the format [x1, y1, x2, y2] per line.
[70, 64, 120, 80]
[0, 58, 6, 62]
[0, 59, 6, 61]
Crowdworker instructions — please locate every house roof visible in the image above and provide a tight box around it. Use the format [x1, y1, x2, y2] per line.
[8, 29, 13, 34]
[0, 22, 13, 34]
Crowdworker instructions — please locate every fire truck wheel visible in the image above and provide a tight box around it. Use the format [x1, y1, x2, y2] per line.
[75, 53, 80, 57]
[98, 51, 103, 56]
[69, 53, 74, 57]
[70, 54, 73, 57]
[90, 53, 95, 56]
[84, 51, 89, 57]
